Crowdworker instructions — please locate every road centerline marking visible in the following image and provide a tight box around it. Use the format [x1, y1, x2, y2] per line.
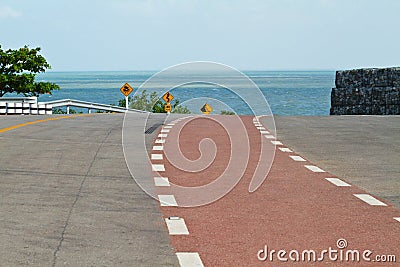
[271, 140, 283, 145]
[304, 165, 325, 173]
[154, 177, 170, 187]
[151, 154, 163, 160]
[0, 114, 92, 134]
[176, 252, 204, 267]
[158, 195, 178, 206]
[165, 217, 189, 235]
[152, 164, 165, 172]
[325, 178, 351, 187]
[353, 194, 387, 206]
[289, 155, 306, 162]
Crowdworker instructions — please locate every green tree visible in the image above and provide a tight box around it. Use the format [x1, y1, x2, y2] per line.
[220, 110, 235, 115]
[129, 90, 157, 111]
[118, 96, 132, 108]
[171, 99, 191, 114]
[128, 90, 191, 114]
[52, 108, 66, 114]
[0, 45, 59, 97]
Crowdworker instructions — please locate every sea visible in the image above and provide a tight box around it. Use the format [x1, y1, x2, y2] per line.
[29, 71, 335, 116]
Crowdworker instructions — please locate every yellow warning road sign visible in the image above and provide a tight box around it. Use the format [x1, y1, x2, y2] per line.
[120, 83, 134, 96]
[201, 103, 213, 114]
[164, 103, 172, 112]
[162, 91, 174, 103]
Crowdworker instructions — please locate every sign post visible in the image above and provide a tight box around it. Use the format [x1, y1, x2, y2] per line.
[162, 91, 174, 103]
[120, 83, 134, 109]
[162, 91, 174, 114]
[164, 102, 172, 113]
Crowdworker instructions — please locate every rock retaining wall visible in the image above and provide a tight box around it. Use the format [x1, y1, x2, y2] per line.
[330, 67, 400, 115]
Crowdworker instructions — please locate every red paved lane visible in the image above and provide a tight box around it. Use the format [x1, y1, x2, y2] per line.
[152, 116, 400, 266]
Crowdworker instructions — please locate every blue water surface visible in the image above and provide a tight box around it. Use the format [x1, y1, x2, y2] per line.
[27, 70, 335, 115]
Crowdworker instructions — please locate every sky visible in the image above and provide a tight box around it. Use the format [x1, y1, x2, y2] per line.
[0, 0, 399, 71]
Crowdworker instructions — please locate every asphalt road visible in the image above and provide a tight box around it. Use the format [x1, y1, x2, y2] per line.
[155, 115, 400, 266]
[0, 114, 178, 266]
[0, 114, 399, 266]
[273, 115, 400, 209]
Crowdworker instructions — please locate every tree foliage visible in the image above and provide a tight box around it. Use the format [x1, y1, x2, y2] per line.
[171, 100, 191, 114]
[0, 45, 59, 97]
[118, 96, 132, 108]
[220, 110, 235, 115]
[128, 90, 191, 114]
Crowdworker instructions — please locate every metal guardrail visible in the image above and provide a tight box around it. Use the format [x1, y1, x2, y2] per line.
[39, 99, 147, 114]
[0, 101, 52, 115]
[0, 97, 147, 115]
[0, 97, 38, 104]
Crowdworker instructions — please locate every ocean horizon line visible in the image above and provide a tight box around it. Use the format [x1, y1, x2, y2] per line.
[45, 69, 336, 73]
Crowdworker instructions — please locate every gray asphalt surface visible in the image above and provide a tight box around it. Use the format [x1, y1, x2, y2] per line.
[0, 114, 178, 266]
[0, 114, 399, 266]
[273, 115, 400, 209]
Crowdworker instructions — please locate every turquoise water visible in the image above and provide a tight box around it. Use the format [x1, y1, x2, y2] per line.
[31, 71, 334, 115]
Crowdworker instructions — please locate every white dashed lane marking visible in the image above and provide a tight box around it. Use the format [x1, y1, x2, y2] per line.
[153, 119, 205, 266]
[151, 154, 163, 160]
[176, 252, 204, 267]
[304, 165, 325, 173]
[325, 178, 351, 187]
[353, 194, 387, 206]
[158, 195, 178, 206]
[271, 140, 283, 145]
[152, 164, 165, 172]
[289, 155, 306, 162]
[154, 177, 170, 187]
[156, 116, 393, 267]
[165, 217, 189, 235]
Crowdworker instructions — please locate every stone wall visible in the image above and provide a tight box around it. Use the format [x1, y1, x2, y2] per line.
[330, 67, 400, 115]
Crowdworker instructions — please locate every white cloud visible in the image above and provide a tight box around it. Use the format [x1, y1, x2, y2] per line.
[0, 6, 21, 19]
